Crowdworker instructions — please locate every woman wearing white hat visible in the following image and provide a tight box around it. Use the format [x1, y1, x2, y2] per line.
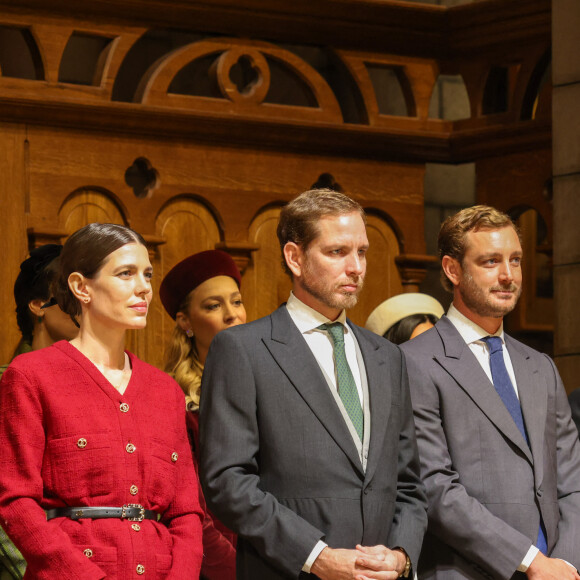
[365, 292, 445, 345]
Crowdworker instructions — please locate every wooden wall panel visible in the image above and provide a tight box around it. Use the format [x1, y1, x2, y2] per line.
[0, 124, 28, 363]
[348, 214, 403, 326]
[477, 148, 553, 334]
[244, 206, 291, 323]
[0, 0, 552, 368]
[59, 189, 126, 231]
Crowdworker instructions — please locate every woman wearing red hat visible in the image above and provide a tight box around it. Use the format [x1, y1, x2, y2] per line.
[0, 223, 203, 580]
[160, 250, 246, 580]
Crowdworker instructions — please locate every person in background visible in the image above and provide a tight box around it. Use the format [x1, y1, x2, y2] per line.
[401, 205, 580, 579]
[160, 249, 245, 580]
[0, 244, 78, 378]
[0, 244, 79, 580]
[365, 292, 444, 345]
[0, 223, 203, 579]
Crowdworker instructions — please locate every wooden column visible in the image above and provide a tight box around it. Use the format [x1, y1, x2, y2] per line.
[553, 0, 580, 393]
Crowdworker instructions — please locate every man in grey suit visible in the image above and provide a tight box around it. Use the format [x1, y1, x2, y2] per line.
[401, 205, 580, 580]
[200, 189, 427, 579]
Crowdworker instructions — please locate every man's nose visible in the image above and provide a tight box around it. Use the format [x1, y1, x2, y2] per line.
[346, 253, 364, 276]
[498, 260, 514, 283]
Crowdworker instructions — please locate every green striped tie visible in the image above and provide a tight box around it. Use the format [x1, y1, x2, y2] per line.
[319, 323, 364, 441]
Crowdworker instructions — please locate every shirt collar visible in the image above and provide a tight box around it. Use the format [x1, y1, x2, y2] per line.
[447, 303, 504, 346]
[286, 292, 348, 334]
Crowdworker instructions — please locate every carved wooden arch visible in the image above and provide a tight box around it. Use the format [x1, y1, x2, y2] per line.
[135, 38, 343, 123]
[337, 50, 439, 124]
[58, 187, 127, 234]
[449, 43, 550, 122]
[150, 195, 223, 361]
[505, 204, 554, 332]
[0, 23, 45, 80]
[347, 213, 403, 326]
[39, 25, 144, 97]
[244, 204, 290, 323]
[518, 47, 551, 120]
[155, 195, 223, 272]
[0, 14, 145, 98]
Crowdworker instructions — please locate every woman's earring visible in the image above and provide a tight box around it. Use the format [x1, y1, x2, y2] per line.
[83, 297, 90, 304]
[37, 316, 43, 324]
[185, 329, 194, 338]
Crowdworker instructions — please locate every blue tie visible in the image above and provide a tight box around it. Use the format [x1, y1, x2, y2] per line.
[482, 336, 547, 555]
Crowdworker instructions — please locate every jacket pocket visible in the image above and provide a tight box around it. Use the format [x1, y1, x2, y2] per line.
[156, 553, 172, 577]
[75, 544, 117, 577]
[44, 432, 114, 500]
[147, 439, 179, 508]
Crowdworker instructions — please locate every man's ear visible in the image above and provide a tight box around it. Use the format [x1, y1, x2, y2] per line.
[68, 272, 90, 302]
[28, 298, 45, 318]
[283, 242, 303, 278]
[441, 255, 461, 288]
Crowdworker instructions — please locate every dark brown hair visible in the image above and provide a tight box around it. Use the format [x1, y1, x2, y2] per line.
[54, 223, 146, 319]
[438, 205, 518, 292]
[276, 188, 365, 276]
[384, 313, 439, 345]
[14, 244, 62, 343]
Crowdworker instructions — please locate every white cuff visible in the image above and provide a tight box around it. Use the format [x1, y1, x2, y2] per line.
[302, 540, 328, 573]
[517, 545, 539, 572]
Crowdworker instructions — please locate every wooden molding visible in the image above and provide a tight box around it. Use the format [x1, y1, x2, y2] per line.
[395, 253, 439, 293]
[215, 241, 260, 275]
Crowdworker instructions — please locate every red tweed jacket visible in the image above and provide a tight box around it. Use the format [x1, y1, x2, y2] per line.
[0, 341, 203, 580]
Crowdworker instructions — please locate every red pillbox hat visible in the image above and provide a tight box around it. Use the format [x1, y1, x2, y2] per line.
[160, 250, 241, 320]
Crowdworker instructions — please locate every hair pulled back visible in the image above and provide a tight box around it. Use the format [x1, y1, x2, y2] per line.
[383, 313, 439, 345]
[14, 244, 63, 343]
[54, 223, 146, 319]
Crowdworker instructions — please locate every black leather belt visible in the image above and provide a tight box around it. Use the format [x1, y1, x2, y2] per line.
[46, 504, 160, 522]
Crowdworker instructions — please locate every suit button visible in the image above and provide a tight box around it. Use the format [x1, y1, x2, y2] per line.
[364, 486, 372, 495]
[126, 443, 136, 454]
[77, 438, 87, 449]
[120, 402, 129, 413]
[131, 523, 141, 532]
[171, 452, 178, 462]
[130, 485, 138, 495]
[83, 548, 93, 558]
[537, 488, 543, 497]
[136, 564, 145, 574]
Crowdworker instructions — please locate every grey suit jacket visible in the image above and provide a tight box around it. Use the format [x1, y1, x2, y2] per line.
[199, 305, 427, 580]
[401, 316, 580, 580]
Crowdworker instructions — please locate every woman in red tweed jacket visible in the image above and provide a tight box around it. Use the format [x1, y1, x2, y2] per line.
[0, 223, 203, 580]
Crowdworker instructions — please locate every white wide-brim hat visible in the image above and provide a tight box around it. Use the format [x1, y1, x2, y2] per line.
[365, 292, 445, 337]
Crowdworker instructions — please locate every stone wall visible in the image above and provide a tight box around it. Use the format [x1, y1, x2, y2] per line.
[553, 0, 580, 393]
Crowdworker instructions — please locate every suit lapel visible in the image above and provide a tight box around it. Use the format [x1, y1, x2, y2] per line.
[263, 306, 364, 475]
[506, 336, 546, 484]
[349, 323, 392, 484]
[434, 317, 532, 463]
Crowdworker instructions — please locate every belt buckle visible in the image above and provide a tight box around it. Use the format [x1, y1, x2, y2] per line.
[122, 503, 145, 522]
